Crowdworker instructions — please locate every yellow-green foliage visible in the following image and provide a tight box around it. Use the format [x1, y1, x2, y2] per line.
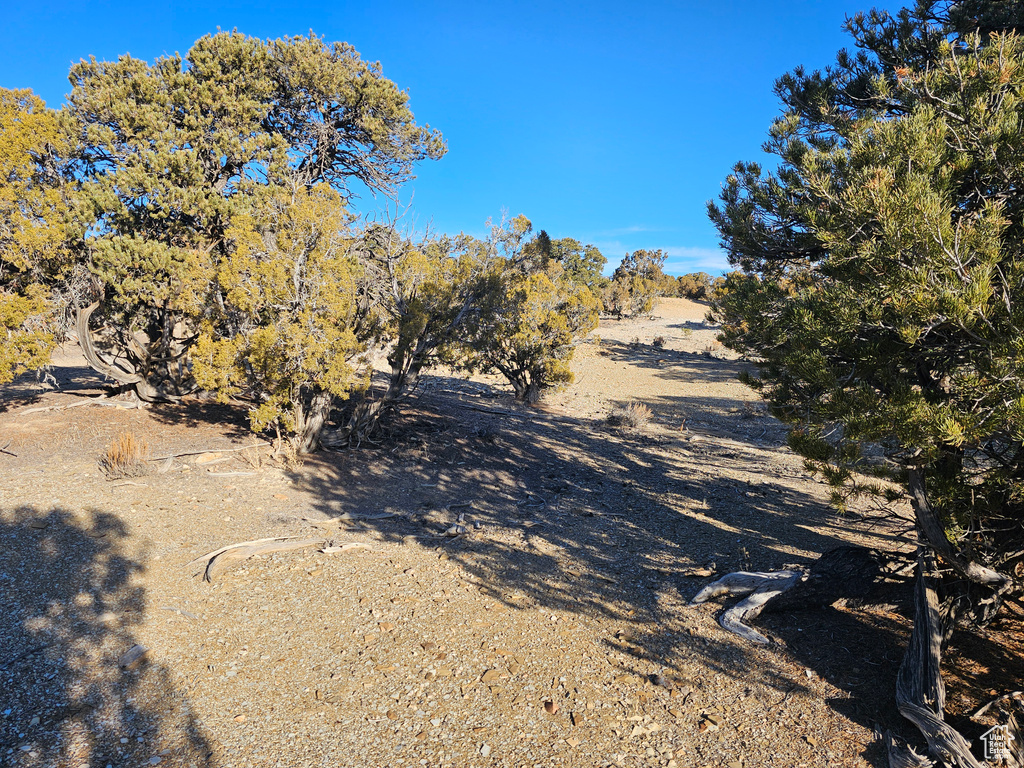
[192, 185, 364, 435]
[469, 222, 599, 402]
[64, 31, 445, 405]
[0, 89, 75, 383]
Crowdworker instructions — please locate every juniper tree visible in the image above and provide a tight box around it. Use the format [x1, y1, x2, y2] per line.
[549, 237, 607, 293]
[190, 184, 364, 453]
[603, 249, 667, 317]
[65, 31, 445, 403]
[0, 89, 83, 383]
[465, 218, 599, 403]
[337, 225, 497, 444]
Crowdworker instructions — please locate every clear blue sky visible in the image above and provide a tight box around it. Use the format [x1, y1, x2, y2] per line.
[1, 0, 903, 275]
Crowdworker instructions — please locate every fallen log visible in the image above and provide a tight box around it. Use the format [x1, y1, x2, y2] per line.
[187, 535, 377, 581]
[690, 569, 803, 644]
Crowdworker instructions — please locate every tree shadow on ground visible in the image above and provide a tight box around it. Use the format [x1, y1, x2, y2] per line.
[280, 373, 914, 762]
[146, 399, 252, 440]
[595, 339, 749, 387]
[0, 352, 107, 415]
[0, 506, 213, 767]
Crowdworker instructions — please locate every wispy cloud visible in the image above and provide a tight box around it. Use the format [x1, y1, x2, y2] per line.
[596, 243, 730, 276]
[594, 225, 664, 237]
[661, 246, 730, 276]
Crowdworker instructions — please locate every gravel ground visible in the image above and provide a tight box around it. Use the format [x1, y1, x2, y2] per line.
[0, 298, 974, 768]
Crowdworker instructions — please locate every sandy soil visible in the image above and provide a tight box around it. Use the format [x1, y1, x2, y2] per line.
[0, 298, 1018, 768]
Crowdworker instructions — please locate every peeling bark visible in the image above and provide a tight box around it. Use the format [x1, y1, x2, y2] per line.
[893, 551, 982, 768]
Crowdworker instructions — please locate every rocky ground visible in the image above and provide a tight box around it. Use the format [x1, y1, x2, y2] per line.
[1, 298, 1020, 768]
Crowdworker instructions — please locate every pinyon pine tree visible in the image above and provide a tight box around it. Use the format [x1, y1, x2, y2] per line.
[710, 2, 1024, 764]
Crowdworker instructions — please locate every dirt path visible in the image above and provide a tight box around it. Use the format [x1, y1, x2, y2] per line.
[0, 299, 934, 767]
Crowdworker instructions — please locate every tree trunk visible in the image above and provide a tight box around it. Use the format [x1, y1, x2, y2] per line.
[890, 549, 983, 768]
[76, 302, 195, 403]
[328, 349, 428, 447]
[907, 469, 1010, 594]
[294, 390, 333, 454]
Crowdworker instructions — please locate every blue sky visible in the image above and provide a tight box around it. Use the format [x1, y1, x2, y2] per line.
[1, 0, 903, 275]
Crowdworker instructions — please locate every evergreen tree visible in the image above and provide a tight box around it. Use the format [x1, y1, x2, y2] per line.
[65, 32, 445, 403]
[710, 3, 1023, 761]
[0, 89, 81, 383]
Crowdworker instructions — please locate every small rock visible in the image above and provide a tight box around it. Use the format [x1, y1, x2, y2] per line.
[233, 714, 246, 722]
[805, 735, 819, 747]
[378, 622, 395, 632]
[544, 700, 559, 715]
[386, 710, 398, 720]
[566, 737, 581, 747]
[570, 711, 584, 726]
[119, 644, 149, 670]
[480, 744, 491, 757]
[481, 669, 501, 684]
[29, 716, 39, 726]
[651, 673, 673, 690]
[28, 520, 47, 530]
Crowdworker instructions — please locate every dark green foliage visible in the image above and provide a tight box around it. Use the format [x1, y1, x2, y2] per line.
[709, 2, 1022, 603]
[549, 237, 607, 291]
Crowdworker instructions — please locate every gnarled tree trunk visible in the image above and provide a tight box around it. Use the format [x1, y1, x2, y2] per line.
[76, 302, 196, 403]
[293, 390, 334, 454]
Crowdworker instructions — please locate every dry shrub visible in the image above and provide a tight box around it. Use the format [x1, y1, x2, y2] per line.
[703, 340, 726, 358]
[652, 336, 666, 348]
[608, 401, 652, 430]
[99, 432, 150, 479]
[238, 442, 264, 470]
[273, 437, 304, 470]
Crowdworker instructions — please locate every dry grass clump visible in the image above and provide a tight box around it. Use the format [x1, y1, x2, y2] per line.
[703, 340, 727, 358]
[652, 335, 666, 348]
[99, 431, 150, 479]
[239, 442, 264, 470]
[608, 401, 652, 430]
